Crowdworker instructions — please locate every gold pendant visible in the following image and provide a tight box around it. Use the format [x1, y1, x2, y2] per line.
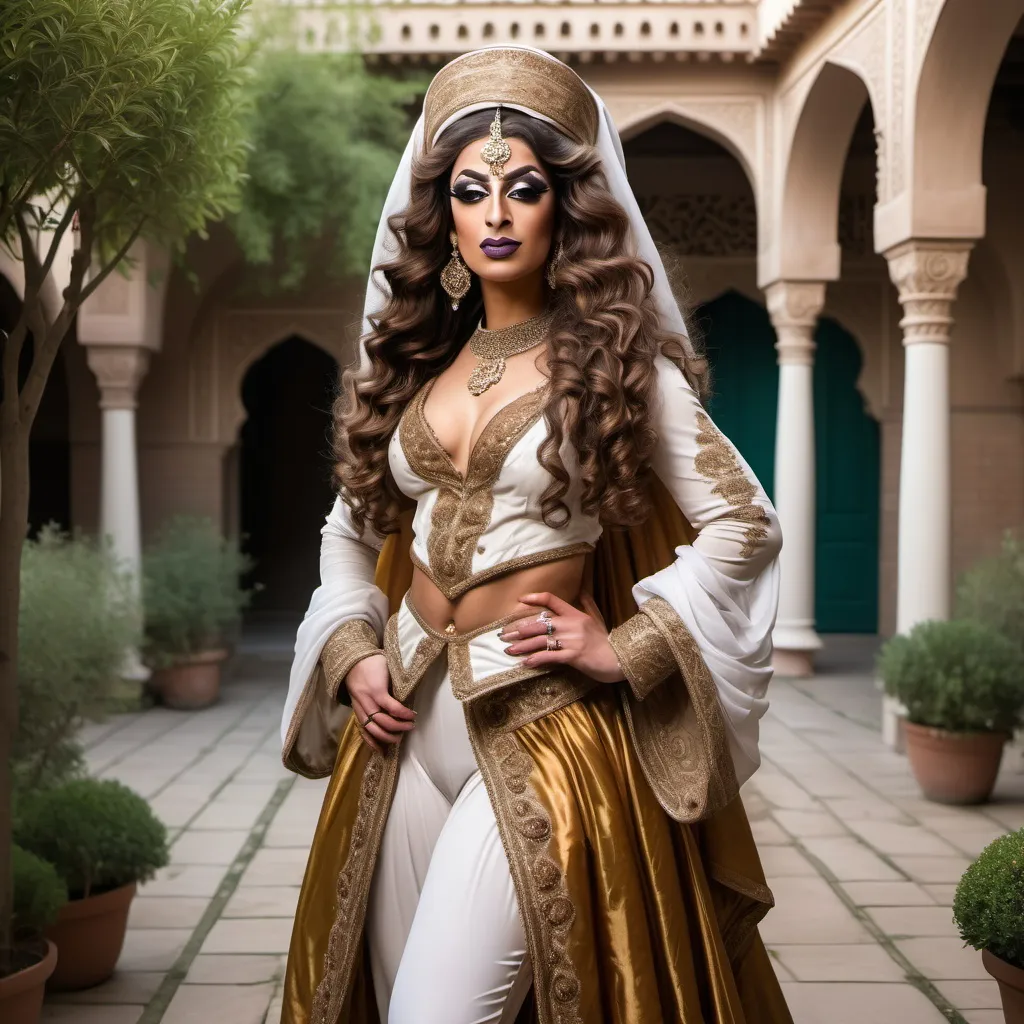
[466, 357, 505, 395]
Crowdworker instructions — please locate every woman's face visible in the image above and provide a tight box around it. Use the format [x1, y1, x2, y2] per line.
[448, 134, 556, 286]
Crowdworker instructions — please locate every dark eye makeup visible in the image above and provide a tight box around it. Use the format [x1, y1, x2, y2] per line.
[449, 174, 550, 204]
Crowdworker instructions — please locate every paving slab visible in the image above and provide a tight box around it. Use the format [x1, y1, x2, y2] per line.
[45, 641, 1024, 1024]
[161, 982, 277, 1024]
[779, 982, 950, 1024]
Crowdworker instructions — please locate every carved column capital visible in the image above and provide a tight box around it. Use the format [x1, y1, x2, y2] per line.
[85, 345, 151, 410]
[885, 240, 972, 347]
[764, 281, 826, 366]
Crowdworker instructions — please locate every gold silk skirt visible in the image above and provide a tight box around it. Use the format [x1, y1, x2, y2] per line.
[283, 478, 792, 1023]
[282, 674, 791, 1024]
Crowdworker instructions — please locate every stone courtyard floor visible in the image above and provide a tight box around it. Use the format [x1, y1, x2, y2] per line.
[45, 634, 1024, 1024]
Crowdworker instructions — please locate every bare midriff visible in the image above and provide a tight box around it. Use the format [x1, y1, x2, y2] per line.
[409, 551, 588, 634]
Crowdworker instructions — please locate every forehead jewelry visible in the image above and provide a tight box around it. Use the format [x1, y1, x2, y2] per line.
[480, 103, 512, 178]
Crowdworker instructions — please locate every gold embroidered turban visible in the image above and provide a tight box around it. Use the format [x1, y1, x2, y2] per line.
[423, 47, 600, 148]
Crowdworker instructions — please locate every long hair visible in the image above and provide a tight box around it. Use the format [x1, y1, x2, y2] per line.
[332, 107, 702, 541]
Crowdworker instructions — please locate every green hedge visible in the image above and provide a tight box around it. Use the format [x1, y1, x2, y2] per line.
[15, 778, 169, 899]
[12, 845, 68, 940]
[16, 526, 138, 792]
[954, 828, 1024, 969]
[143, 516, 254, 668]
[957, 530, 1024, 659]
[878, 619, 1024, 733]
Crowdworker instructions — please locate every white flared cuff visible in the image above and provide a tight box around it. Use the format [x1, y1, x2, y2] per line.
[631, 544, 779, 787]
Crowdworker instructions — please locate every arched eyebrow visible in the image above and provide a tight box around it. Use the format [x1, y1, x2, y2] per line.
[452, 164, 547, 184]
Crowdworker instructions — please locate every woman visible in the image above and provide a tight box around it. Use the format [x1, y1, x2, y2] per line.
[280, 45, 791, 1024]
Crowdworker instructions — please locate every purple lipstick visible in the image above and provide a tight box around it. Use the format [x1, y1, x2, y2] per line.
[480, 237, 521, 259]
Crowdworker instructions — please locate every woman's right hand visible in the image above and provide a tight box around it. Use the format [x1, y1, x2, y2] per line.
[345, 653, 416, 753]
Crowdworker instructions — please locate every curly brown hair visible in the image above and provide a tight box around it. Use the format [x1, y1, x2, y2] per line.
[333, 108, 703, 541]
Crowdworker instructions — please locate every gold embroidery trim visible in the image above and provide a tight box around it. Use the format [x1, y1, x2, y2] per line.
[399, 380, 552, 599]
[693, 411, 771, 559]
[465, 703, 583, 1024]
[310, 745, 401, 1024]
[606, 609, 678, 701]
[382, 612, 446, 703]
[281, 665, 321, 776]
[409, 542, 595, 601]
[476, 669, 596, 733]
[619, 595, 738, 823]
[320, 618, 382, 701]
[423, 48, 599, 147]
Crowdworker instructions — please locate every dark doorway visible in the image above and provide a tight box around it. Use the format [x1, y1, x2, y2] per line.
[239, 336, 338, 618]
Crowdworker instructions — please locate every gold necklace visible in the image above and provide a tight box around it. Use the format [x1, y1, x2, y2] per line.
[466, 310, 554, 396]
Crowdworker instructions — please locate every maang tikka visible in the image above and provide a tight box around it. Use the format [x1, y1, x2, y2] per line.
[480, 103, 511, 177]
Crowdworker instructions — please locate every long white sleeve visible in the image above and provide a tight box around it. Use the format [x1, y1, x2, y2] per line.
[608, 354, 782, 786]
[280, 495, 391, 764]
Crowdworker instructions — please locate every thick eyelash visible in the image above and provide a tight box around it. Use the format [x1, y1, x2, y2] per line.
[449, 186, 488, 203]
[449, 181, 550, 203]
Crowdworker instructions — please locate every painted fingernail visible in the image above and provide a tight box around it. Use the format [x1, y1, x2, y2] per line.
[504, 645, 514, 654]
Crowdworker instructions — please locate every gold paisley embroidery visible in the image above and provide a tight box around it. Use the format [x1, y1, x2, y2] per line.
[606, 610, 678, 700]
[398, 379, 551, 599]
[465, 704, 583, 1024]
[620, 596, 738, 823]
[693, 411, 771, 558]
[477, 669, 596, 733]
[320, 619, 382, 700]
[310, 745, 400, 1024]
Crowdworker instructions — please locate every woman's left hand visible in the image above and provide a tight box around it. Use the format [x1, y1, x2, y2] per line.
[498, 592, 626, 684]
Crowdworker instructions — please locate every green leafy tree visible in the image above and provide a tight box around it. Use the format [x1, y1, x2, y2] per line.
[231, 38, 426, 291]
[0, 0, 252, 973]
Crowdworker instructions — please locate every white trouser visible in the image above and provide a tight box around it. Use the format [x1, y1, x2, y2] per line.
[366, 656, 533, 1024]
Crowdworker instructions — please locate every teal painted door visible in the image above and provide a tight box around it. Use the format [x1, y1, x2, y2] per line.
[699, 292, 779, 497]
[696, 291, 879, 633]
[813, 318, 880, 632]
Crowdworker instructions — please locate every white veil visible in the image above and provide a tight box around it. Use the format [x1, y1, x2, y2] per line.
[356, 45, 694, 374]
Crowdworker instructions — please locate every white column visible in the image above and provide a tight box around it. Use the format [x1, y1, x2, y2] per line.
[86, 345, 152, 682]
[883, 240, 971, 745]
[766, 281, 826, 678]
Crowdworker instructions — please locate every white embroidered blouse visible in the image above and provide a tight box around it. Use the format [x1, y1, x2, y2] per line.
[281, 352, 782, 790]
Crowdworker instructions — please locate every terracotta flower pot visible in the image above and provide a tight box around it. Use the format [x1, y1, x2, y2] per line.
[983, 948, 1024, 1023]
[150, 648, 228, 710]
[45, 882, 136, 991]
[0, 940, 57, 1023]
[904, 721, 1008, 805]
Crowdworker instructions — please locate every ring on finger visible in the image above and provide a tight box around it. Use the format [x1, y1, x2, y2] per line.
[362, 709, 381, 727]
[537, 609, 552, 622]
[545, 619, 555, 636]
[546, 637, 562, 651]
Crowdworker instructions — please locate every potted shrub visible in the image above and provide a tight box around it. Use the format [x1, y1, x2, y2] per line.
[0, 846, 66, 1022]
[14, 778, 169, 991]
[957, 530, 1024, 660]
[878, 619, 1024, 804]
[15, 527, 138, 792]
[953, 827, 1024, 1022]
[142, 516, 254, 709]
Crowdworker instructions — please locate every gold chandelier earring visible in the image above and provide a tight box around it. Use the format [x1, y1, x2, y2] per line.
[545, 240, 564, 289]
[441, 230, 471, 311]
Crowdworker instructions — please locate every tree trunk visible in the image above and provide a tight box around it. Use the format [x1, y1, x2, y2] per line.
[0, 418, 29, 975]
